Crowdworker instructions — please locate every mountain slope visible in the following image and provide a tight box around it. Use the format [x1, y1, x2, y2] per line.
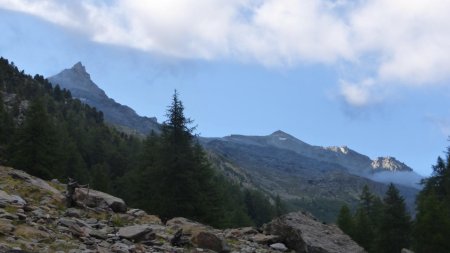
[207, 130, 422, 189]
[201, 132, 420, 222]
[48, 62, 160, 135]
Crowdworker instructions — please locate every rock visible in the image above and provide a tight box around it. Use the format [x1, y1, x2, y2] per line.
[14, 225, 51, 241]
[118, 224, 153, 242]
[263, 212, 366, 253]
[110, 242, 130, 253]
[166, 217, 210, 234]
[401, 249, 415, 253]
[270, 243, 288, 252]
[126, 208, 146, 217]
[191, 231, 229, 253]
[249, 233, 279, 244]
[136, 214, 162, 225]
[0, 218, 15, 235]
[225, 227, 258, 238]
[8, 169, 64, 199]
[64, 208, 82, 218]
[0, 190, 27, 207]
[74, 188, 127, 213]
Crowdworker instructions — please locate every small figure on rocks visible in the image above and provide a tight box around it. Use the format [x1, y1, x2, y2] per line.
[66, 177, 79, 208]
[170, 229, 190, 247]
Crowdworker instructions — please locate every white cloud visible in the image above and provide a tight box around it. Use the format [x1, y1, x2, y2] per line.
[339, 78, 385, 107]
[1, 0, 450, 106]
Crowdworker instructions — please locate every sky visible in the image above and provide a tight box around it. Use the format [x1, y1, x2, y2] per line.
[1, 0, 450, 176]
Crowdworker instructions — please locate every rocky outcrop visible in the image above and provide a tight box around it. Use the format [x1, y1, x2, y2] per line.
[263, 212, 366, 253]
[74, 187, 127, 213]
[0, 166, 365, 253]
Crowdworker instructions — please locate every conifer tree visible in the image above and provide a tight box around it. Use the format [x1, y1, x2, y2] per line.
[374, 183, 411, 253]
[10, 98, 58, 179]
[352, 185, 382, 252]
[337, 204, 354, 237]
[143, 91, 226, 226]
[414, 150, 450, 253]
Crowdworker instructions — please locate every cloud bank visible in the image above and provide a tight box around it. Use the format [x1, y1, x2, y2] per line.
[1, 0, 450, 106]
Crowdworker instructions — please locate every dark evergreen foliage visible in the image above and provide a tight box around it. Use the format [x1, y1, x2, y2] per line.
[414, 148, 450, 253]
[337, 204, 353, 237]
[338, 184, 412, 253]
[373, 183, 411, 253]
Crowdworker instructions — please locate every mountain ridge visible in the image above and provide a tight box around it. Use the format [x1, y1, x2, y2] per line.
[48, 62, 160, 135]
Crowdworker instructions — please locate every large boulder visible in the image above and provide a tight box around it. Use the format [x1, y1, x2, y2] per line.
[0, 190, 26, 207]
[191, 231, 229, 253]
[7, 168, 64, 199]
[74, 188, 126, 213]
[262, 212, 366, 253]
[118, 224, 153, 242]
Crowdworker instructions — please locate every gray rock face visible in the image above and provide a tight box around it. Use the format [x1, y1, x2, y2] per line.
[74, 188, 126, 213]
[270, 243, 288, 252]
[118, 224, 153, 241]
[263, 212, 366, 253]
[0, 190, 26, 207]
[48, 62, 160, 135]
[371, 157, 412, 172]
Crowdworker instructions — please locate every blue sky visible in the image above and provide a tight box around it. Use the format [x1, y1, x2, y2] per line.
[1, 1, 450, 176]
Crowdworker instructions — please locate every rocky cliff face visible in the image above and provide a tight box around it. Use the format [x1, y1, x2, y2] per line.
[0, 166, 364, 253]
[48, 62, 160, 135]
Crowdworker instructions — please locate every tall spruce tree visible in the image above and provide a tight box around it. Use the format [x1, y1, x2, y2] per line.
[352, 185, 383, 252]
[414, 149, 450, 253]
[337, 204, 354, 237]
[374, 183, 411, 253]
[144, 91, 225, 225]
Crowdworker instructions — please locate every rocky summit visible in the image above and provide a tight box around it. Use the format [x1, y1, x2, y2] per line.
[0, 166, 365, 253]
[48, 62, 160, 136]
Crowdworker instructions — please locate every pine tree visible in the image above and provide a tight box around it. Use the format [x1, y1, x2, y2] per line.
[138, 91, 226, 226]
[274, 194, 287, 217]
[10, 98, 59, 179]
[352, 185, 383, 252]
[374, 183, 411, 253]
[414, 150, 450, 253]
[337, 204, 354, 237]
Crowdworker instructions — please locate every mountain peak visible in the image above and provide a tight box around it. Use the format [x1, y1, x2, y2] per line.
[271, 130, 290, 137]
[371, 156, 413, 172]
[71, 62, 88, 76]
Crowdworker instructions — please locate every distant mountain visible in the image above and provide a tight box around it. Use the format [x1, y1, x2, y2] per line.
[201, 131, 421, 221]
[205, 130, 422, 188]
[48, 62, 160, 135]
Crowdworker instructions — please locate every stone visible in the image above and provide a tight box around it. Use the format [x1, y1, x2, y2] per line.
[136, 214, 162, 225]
[0, 218, 15, 235]
[263, 212, 366, 253]
[270, 243, 288, 252]
[8, 169, 64, 199]
[14, 225, 51, 241]
[0, 190, 27, 207]
[225, 227, 258, 239]
[110, 242, 130, 253]
[166, 217, 209, 234]
[118, 224, 153, 242]
[74, 188, 127, 213]
[249, 233, 279, 244]
[191, 231, 229, 253]
[64, 208, 82, 218]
